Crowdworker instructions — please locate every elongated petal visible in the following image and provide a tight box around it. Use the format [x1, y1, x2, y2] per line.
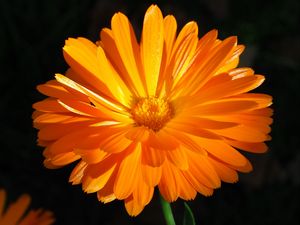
[163, 15, 177, 63]
[141, 164, 162, 186]
[184, 150, 221, 188]
[132, 175, 154, 206]
[208, 157, 239, 183]
[192, 136, 248, 167]
[158, 160, 180, 202]
[0, 189, 6, 217]
[82, 162, 117, 193]
[114, 144, 141, 199]
[0, 194, 30, 225]
[141, 5, 164, 95]
[165, 147, 188, 170]
[142, 145, 165, 167]
[69, 161, 87, 185]
[124, 195, 144, 217]
[111, 12, 146, 96]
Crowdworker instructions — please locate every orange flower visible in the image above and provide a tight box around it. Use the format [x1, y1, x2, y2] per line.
[33, 5, 272, 216]
[0, 189, 54, 225]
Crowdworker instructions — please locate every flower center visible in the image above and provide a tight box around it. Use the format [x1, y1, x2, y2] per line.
[131, 97, 174, 132]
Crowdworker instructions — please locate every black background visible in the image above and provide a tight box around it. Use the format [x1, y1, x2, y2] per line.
[0, 0, 299, 224]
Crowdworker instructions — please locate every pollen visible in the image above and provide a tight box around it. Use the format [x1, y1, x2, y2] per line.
[131, 97, 174, 132]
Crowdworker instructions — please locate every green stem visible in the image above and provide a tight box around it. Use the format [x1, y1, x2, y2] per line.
[159, 194, 176, 225]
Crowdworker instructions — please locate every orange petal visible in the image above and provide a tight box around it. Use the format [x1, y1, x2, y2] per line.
[186, 99, 258, 116]
[163, 128, 207, 155]
[63, 38, 117, 101]
[46, 152, 80, 167]
[97, 167, 118, 204]
[147, 130, 180, 150]
[33, 113, 76, 124]
[213, 125, 269, 143]
[37, 80, 89, 102]
[38, 121, 94, 141]
[192, 134, 249, 167]
[177, 171, 197, 201]
[69, 161, 87, 185]
[58, 99, 107, 118]
[208, 157, 239, 183]
[0, 194, 30, 225]
[165, 147, 189, 170]
[229, 67, 254, 79]
[163, 15, 177, 64]
[183, 169, 214, 197]
[55, 74, 126, 116]
[0, 189, 6, 217]
[225, 139, 268, 153]
[100, 28, 139, 96]
[141, 164, 162, 186]
[18, 210, 55, 225]
[82, 161, 117, 193]
[33, 98, 69, 113]
[184, 150, 221, 188]
[166, 123, 222, 140]
[158, 160, 180, 202]
[195, 75, 265, 103]
[124, 195, 144, 217]
[132, 175, 154, 206]
[142, 145, 165, 167]
[125, 126, 150, 142]
[172, 21, 198, 58]
[173, 36, 236, 97]
[170, 115, 238, 130]
[141, 5, 164, 95]
[95, 46, 132, 106]
[171, 32, 198, 87]
[45, 127, 97, 155]
[75, 148, 108, 164]
[227, 93, 272, 109]
[111, 12, 146, 96]
[216, 44, 245, 74]
[114, 143, 141, 199]
[230, 157, 253, 173]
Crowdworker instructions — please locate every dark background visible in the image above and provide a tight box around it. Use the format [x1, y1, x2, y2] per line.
[0, 0, 299, 224]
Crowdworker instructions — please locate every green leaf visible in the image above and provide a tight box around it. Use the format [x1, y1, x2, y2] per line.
[183, 202, 196, 225]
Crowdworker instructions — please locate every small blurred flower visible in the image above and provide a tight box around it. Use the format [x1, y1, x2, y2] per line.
[33, 5, 272, 216]
[0, 189, 54, 225]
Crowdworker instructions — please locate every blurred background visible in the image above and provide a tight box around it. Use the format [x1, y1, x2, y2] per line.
[0, 0, 299, 224]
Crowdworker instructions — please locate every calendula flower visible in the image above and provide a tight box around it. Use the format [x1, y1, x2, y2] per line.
[0, 189, 54, 225]
[33, 5, 272, 216]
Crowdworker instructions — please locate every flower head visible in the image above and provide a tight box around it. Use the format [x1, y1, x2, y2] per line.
[33, 5, 272, 216]
[0, 189, 54, 225]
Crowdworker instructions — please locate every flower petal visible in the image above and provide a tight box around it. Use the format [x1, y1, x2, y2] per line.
[184, 150, 221, 188]
[0, 189, 6, 217]
[192, 136, 248, 167]
[158, 160, 180, 202]
[141, 164, 162, 186]
[141, 5, 164, 95]
[82, 160, 117, 193]
[165, 147, 189, 170]
[111, 12, 146, 96]
[69, 161, 87, 185]
[142, 145, 165, 167]
[0, 194, 30, 225]
[124, 195, 144, 217]
[114, 143, 141, 199]
[132, 175, 154, 206]
[208, 157, 239, 183]
[225, 139, 268, 153]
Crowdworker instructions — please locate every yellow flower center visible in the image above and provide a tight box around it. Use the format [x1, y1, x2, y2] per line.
[131, 97, 174, 132]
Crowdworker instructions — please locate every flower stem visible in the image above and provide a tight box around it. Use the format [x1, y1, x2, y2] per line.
[159, 194, 176, 225]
